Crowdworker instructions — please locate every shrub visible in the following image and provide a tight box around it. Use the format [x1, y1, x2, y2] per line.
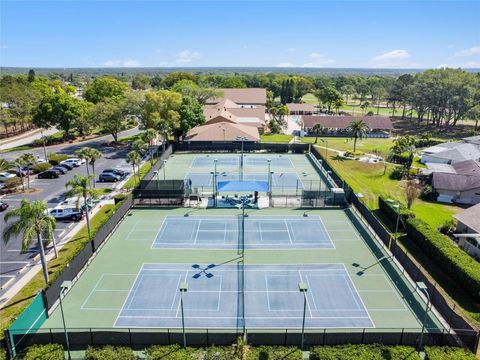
[424, 346, 476, 359]
[248, 346, 303, 359]
[378, 196, 415, 230]
[48, 153, 69, 166]
[389, 167, 405, 180]
[84, 345, 137, 360]
[344, 151, 364, 158]
[3, 177, 22, 189]
[366, 111, 375, 116]
[113, 194, 128, 204]
[0, 348, 6, 360]
[405, 217, 480, 300]
[439, 219, 457, 234]
[145, 344, 194, 360]
[21, 344, 64, 360]
[386, 346, 420, 360]
[420, 185, 434, 201]
[31, 162, 52, 174]
[310, 344, 384, 360]
[204, 346, 238, 359]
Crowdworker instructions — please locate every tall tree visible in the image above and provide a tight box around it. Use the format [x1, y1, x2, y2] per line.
[312, 124, 324, 144]
[65, 175, 97, 251]
[18, 153, 36, 190]
[347, 120, 369, 153]
[142, 128, 157, 164]
[171, 80, 221, 104]
[84, 76, 128, 104]
[3, 200, 56, 284]
[315, 86, 343, 114]
[391, 135, 417, 171]
[127, 150, 141, 180]
[75, 147, 102, 187]
[176, 96, 205, 140]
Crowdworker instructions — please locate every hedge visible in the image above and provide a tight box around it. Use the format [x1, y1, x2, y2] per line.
[20, 344, 64, 360]
[31, 162, 52, 174]
[47, 153, 69, 166]
[309, 345, 420, 360]
[405, 217, 480, 300]
[247, 346, 303, 359]
[0, 348, 6, 360]
[378, 197, 415, 229]
[84, 345, 137, 360]
[424, 346, 477, 360]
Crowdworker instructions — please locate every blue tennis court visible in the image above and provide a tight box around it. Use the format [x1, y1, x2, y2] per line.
[151, 216, 333, 249]
[191, 155, 294, 168]
[185, 172, 303, 189]
[114, 264, 373, 329]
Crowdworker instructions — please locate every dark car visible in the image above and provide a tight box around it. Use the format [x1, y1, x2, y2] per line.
[0, 201, 8, 212]
[38, 170, 60, 179]
[102, 168, 127, 179]
[57, 162, 73, 171]
[99, 173, 121, 182]
[52, 166, 68, 174]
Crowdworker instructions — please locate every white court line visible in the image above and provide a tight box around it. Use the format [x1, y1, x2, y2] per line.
[297, 271, 313, 318]
[149, 217, 167, 248]
[175, 271, 189, 319]
[113, 268, 144, 327]
[284, 219, 293, 245]
[169, 275, 183, 311]
[341, 263, 375, 328]
[193, 219, 201, 245]
[81, 274, 107, 309]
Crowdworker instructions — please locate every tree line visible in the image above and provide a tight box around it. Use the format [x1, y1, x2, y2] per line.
[1, 68, 479, 141]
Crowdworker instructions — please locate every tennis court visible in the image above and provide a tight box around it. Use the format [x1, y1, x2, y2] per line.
[185, 172, 304, 189]
[42, 207, 443, 333]
[151, 215, 333, 249]
[111, 263, 372, 329]
[191, 155, 294, 169]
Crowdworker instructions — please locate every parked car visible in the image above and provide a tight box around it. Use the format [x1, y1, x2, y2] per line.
[0, 201, 8, 211]
[38, 170, 60, 179]
[49, 207, 83, 221]
[102, 168, 127, 179]
[57, 162, 73, 171]
[61, 158, 83, 167]
[0, 172, 16, 182]
[12, 167, 34, 177]
[52, 166, 68, 174]
[99, 172, 121, 182]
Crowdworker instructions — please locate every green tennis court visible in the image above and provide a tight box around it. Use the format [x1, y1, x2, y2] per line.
[42, 207, 444, 332]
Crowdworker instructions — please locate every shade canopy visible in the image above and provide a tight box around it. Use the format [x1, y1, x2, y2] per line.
[217, 180, 269, 192]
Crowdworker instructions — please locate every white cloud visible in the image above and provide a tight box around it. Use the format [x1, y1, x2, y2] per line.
[276, 62, 295, 67]
[454, 46, 480, 57]
[154, 49, 161, 53]
[176, 49, 200, 64]
[287, 48, 296, 52]
[302, 53, 335, 67]
[103, 59, 140, 67]
[371, 49, 418, 68]
[373, 49, 410, 61]
[1, 45, 7, 49]
[447, 44, 455, 49]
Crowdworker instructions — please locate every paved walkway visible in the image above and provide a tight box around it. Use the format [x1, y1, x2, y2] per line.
[0, 127, 58, 151]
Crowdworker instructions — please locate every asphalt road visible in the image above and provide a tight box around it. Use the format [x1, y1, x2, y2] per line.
[0, 127, 140, 296]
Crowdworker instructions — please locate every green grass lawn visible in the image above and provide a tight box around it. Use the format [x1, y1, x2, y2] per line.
[301, 137, 394, 155]
[321, 148, 461, 228]
[260, 134, 293, 143]
[122, 161, 152, 189]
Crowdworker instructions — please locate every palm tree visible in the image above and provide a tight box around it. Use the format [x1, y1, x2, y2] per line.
[132, 138, 147, 155]
[142, 128, 157, 165]
[76, 147, 103, 187]
[0, 158, 12, 172]
[65, 174, 97, 251]
[127, 150, 141, 180]
[312, 124, 324, 144]
[75, 147, 91, 177]
[347, 120, 369, 153]
[18, 153, 36, 190]
[3, 200, 56, 284]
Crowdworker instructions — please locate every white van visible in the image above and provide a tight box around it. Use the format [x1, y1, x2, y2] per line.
[49, 207, 83, 221]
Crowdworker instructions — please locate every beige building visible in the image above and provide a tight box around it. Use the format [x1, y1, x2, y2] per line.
[186, 121, 259, 142]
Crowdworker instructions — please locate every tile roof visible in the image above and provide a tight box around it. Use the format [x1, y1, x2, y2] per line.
[187, 121, 260, 142]
[301, 115, 394, 130]
[432, 172, 480, 192]
[206, 88, 267, 105]
[286, 103, 317, 112]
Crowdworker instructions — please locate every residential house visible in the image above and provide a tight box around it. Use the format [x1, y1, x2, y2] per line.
[431, 160, 480, 204]
[454, 203, 480, 259]
[420, 142, 480, 164]
[204, 98, 266, 130]
[286, 103, 317, 115]
[301, 115, 394, 138]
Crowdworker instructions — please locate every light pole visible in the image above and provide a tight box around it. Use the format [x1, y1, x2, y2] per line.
[236, 136, 248, 181]
[179, 282, 188, 348]
[299, 282, 308, 350]
[40, 129, 48, 161]
[416, 281, 430, 355]
[153, 170, 159, 190]
[319, 138, 328, 161]
[267, 159, 271, 196]
[59, 281, 72, 360]
[163, 160, 167, 181]
[214, 159, 217, 207]
[391, 204, 401, 250]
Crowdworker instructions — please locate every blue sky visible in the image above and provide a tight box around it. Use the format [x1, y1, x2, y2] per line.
[1, 1, 479, 68]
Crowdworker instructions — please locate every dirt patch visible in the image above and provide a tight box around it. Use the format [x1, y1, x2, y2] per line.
[392, 117, 477, 139]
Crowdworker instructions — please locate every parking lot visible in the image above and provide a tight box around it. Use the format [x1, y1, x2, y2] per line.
[0, 129, 139, 300]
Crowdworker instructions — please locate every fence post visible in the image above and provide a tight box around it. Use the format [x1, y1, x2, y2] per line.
[90, 328, 93, 345]
[400, 328, 404, 345]
[361, 328, 365, 344]
[4, 329, 15, 359]
[128, 328, 132, 347]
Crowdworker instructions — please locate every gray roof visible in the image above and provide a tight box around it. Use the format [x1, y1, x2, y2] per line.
[452, 160, 480, 176]
[426, 163, 456, 173]
[454, 203, 480, 234]
[432, 172, 480, 192]
[425, 143, 480, 162]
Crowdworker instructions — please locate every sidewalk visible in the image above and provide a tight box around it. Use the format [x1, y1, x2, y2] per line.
[0, 127, 58, 151]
